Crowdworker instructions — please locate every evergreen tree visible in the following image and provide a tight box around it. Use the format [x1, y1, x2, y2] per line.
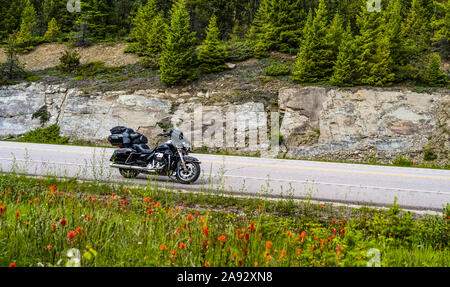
[424, 53, 447, 87]
[43, 0, 77, 33]
[0, 34, 25, 81]
[354, 9, 394, 86]
[129, 0, 167, 56]
[323, 13, 344, 78]
[82, 0, 116, 40]
[198, 15, 228, 73]
[160, 0, 198, 86]
[16, 0, 37, 47]
[44, 18, 61, 41]
[330, 25, 358, 86]
[401, 0, 432, 80]
[292, 0, 330, 83]
[384, 0, 403, 80]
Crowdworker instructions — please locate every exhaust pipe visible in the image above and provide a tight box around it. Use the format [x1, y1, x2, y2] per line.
[110, 163, 154, 172]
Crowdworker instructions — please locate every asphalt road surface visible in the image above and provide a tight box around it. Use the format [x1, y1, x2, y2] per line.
[0, 141, 449, 211]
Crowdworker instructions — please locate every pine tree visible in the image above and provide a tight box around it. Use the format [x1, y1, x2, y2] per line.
[198, 15, 228, 73]
[83, 0, 116, 40]
[16, 0, 37, 47]
[160, 0, 197, 86]
[44, 18, 61, 41]
[354, 9, 394, 86]
[129, 0, 167, 56]
[424, 53, 447, 87]
[401, 0, 432, 80]
[0, 34, 25, 81]
[384, 0, 403, 80]
[292, 0, 330, 83]
[323, 13, 344, 79]
[330, 25, 358, 86]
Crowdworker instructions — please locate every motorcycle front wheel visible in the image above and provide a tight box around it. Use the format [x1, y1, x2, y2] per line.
[119, 168, 139, 179]
[176, 162, 201, 184]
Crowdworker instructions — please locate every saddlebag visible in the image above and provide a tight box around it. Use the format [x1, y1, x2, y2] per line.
[110, 148, 134, 164]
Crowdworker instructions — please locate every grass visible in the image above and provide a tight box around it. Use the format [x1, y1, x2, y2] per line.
[0, 172, 449, 267]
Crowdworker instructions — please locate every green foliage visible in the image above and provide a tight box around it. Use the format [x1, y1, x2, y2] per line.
[44, 18, 61, 42]
[16, 125, 69, 144]
[423, 146, 438, 161]
[264, 64, 291, 76]
[15, 0, 37, 51]
[77, 61, 108, 78]
[292, 0, 331, 84]
[0, 35, 25, 82]
[330, 25, 358, 86]
[139, 56, 161, 70]
[128, 0, 167, 56]
[160, 0, 198, 86]
[198, 15, 228, 74]
[57, 50, 81, 73]
[226, 41, 254, 62]
[423, 53, 447, 87]
[392, 156, 413, 167]
[32, 106, 50, 124]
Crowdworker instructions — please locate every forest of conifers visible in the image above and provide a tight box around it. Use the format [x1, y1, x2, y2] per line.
[0, 0, 448, 87]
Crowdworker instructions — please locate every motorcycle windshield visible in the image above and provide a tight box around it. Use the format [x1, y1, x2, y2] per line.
[171, 129, 191, 149]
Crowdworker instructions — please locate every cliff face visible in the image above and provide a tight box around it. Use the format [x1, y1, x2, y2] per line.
[1, 82, 449, 165]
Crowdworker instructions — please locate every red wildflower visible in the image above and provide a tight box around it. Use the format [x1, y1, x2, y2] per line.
[75, 227, 83, 236]
[9, 263, 16, 267]
[266, 241, 272, 250]
[243, 248, 248, 256]
[203, 228, 208, 236]
[446, 216, 449, 220]
[147, 209, 152, 215]
[0, 206, 5, 215]
[160, 244, 167, 250]
[232, 254, 237, 260]
[51, 223, 56, 230]
[49, 184, 57, 192]
[67, 231, 75, 242]
[143, 197, 151, 205]
[218, 235, 226, 243]
[245, 232, 250, 241]
[60, 218, 67, 226]
[204, 262, 210, 267]
[238, 259, 243, 266]
[187, 214, 192, 221]
[297, 249, 302, 256]
[194, 212, 198, 218]
[15, 211, 20, 220]
[179, 243, 186, 249]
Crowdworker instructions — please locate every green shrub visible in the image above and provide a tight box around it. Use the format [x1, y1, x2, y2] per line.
[25, 75, 42, 82]
[16, 125, 69, 144]
[423, 146, 438, 161]
[78, 61, 108, 77]
[140, 56, 161, 70]
[32, 106, 50, 124]
[392, 156, 413, 167]
[226, 41, 254, 62]
[58, 50, 81, 73]
[264, 64, 291, 76]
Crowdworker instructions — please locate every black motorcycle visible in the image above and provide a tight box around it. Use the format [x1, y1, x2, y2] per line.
[107, 126, 201, 184]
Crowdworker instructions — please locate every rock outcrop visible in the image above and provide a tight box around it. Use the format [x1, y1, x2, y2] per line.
[1, 82, 448, 165]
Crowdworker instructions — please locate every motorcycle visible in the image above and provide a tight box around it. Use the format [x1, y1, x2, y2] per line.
[107, 126, 201, 184]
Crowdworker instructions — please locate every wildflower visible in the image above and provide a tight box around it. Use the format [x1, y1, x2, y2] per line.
[258, 205, 262, 212]
[10, 263, 16, 267]
[0, 206, 5, 215]
[179, 243, 186, 249]
[128, 258, 132, 262]
[266, 241, 272, 250]
[297, 249, 302, 256]
[15, 211, 20, 220]
[340, 228, 345, 234]
[51, 223, 56, 230]
[232, 254, 237, 260]
[238, 259, 243, 266]
[75, 227, 83, 236]
[203, 228, 209, 236]
[258, 233, 262, 239]
[170, 250, 177, 259]
[446, 216, 449, 220]
[388, 232, 392, 237]
[320, 205, 323, 209]
[218, 235, 226, 243]
[60, 218, 67, 226]
[25, 222, 29, 227]
[49, 184, 57, 192]
[243, 248, 248, 257]
[245, 232, 250, 241]
[160, 244, 167, 250]
[331, 218, 336, 223]
[299, 231, 306, 242]
[204, 262, 210, 267]
[254, 262, 258, 267]
[143, 197, 151, 205]
[147, 209, 152, 215]
[46, 244, 52, 250]
[187, 214, 192, 221]
[34, 198, 39, 202]
[67, 231, 75, 242]
[266, 255, 271, 262]
[87, 216, 93, 221]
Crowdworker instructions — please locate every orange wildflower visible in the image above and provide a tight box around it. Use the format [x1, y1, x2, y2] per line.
[218, 235, 226, 243]
[204, 262, 210, 267]
[254, 262, 258, 267]
[179, 243, 186, 249]
[0, 206, 5, 215]
[266, 241, 272, 250]
[75, 227, 83, 235]
[187, 214, 192, 221]
[160, 244, 167, 250]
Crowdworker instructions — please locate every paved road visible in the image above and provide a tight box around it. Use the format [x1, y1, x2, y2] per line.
[0, 141, 449, 211]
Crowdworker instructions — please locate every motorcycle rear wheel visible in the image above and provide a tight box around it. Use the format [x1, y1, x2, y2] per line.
[119, 168, 139, 179]
[176, 162, 200, 184]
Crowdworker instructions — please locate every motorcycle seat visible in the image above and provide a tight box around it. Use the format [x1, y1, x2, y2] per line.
[133, 144, 154, 154]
